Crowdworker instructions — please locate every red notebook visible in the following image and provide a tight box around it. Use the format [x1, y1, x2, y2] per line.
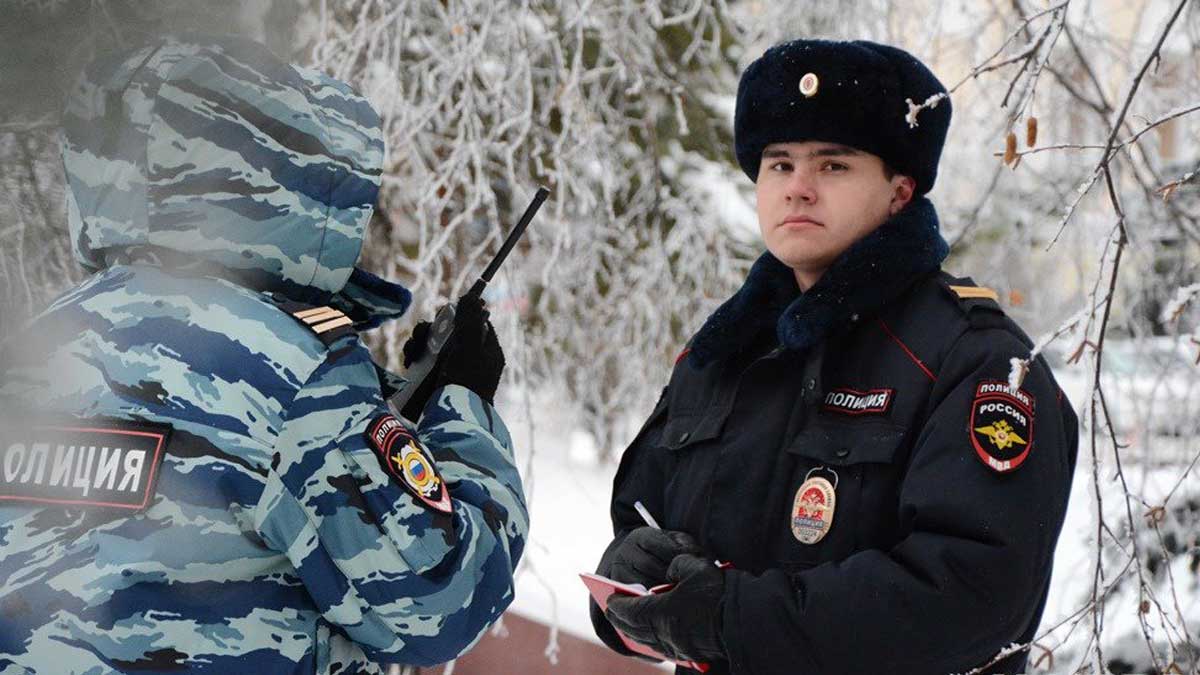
[580, 572, 711, 672]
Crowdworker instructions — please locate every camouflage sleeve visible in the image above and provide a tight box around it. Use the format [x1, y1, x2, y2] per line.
[253, 346, 528, 666]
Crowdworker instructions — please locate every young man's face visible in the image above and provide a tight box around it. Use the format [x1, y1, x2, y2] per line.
[755, 141, 916, 290]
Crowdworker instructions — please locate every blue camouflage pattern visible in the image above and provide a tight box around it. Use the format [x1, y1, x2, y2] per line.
[0, 35, 527, 674]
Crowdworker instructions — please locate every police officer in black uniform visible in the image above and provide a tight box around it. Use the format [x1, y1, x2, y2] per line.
[589, 39, 1079, 675]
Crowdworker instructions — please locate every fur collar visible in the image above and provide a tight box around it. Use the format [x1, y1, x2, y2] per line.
[688, 197, 949, 367]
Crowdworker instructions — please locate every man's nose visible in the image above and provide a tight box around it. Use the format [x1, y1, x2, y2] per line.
[785, 168, 817, 204]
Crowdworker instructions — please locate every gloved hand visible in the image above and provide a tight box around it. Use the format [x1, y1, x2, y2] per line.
[402, 320, 434, 371]
[590, 527, 703, 658]
[602, 527, 703, 588]
[400, 294, 505, 420]
[435, 293, 505, 402]
[604, 554, 728, 664]
[400, 319, 439, 420]
[399, 320, 437, 421]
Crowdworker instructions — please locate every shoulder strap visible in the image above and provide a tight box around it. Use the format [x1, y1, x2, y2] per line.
[947, 285, 999, 302]
[268, 296, 358, 347]
[934, 274, 1011, 334]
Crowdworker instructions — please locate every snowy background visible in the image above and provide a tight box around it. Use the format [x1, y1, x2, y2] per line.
[2, 1, 1198, 673]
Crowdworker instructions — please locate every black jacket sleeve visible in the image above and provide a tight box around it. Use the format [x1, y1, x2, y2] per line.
[590, 388, 672, 654]
[721, 328, 1078, 674]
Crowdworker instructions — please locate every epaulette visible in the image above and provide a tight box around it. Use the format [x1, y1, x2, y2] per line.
[269, 297, 358, 347]
[947, 284, 999, 302]
[937, 275, 1007, 327]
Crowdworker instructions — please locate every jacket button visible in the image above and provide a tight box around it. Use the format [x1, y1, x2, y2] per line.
[836, 448, 851, 459]
[678, 431, 691, 443]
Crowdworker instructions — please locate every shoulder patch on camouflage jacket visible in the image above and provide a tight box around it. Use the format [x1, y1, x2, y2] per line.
[269, 297, 357, 347]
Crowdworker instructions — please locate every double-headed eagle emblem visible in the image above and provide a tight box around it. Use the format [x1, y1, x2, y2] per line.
[974, 419, 1027, 451]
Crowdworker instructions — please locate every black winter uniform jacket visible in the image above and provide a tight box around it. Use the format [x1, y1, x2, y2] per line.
[591, 198, 1079, 675]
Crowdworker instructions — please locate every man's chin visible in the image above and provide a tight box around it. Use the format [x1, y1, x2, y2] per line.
[767, 249, 834, 272]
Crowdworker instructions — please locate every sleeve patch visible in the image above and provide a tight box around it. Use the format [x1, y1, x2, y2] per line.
[970, 381, 1035, 473]
[365, 414, 452, 513]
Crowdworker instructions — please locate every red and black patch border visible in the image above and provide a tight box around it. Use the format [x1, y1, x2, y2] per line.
[365, 414, 452, 513]
[969, 380, 1035, 474]
[0, 421, 170, 511]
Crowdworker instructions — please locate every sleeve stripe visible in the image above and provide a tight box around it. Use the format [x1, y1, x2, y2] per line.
[312, 316, 354, 334]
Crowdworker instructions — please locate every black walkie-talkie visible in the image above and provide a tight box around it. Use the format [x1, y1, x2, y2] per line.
[389, 187, 550, 415]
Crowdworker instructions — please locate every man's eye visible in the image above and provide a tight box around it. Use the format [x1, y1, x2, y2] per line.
[770, 161, 793, 172]
[822, 161, 848, 172]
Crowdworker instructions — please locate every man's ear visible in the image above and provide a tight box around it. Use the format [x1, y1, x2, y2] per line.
[889, 175, 916, 215]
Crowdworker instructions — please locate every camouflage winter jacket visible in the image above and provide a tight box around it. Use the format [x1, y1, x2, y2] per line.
[0, 36, 528, 674]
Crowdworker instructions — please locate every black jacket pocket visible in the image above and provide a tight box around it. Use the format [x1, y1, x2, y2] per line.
[775, 419, 909, 570]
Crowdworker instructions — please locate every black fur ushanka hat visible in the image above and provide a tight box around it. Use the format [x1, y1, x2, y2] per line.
[735, 39, 951, 194]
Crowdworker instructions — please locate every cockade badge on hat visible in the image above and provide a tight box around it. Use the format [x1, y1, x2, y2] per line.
[799, 72, 820, 97]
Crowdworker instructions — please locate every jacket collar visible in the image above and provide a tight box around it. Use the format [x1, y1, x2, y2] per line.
[688, 196, 949, 367]
[103, 246, 412, 331]
[331, 267, 413, 331]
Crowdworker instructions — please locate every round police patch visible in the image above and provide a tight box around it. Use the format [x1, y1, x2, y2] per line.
[366, 414, 452, 513]
[969, 381, 1035, 474]
[791, 474, 836, 544]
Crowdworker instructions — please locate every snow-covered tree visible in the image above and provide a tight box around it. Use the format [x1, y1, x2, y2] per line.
[2, 1, 1197, 672]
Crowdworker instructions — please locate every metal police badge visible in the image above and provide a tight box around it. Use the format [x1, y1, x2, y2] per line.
[791, 468, 838, 544]
[366, 414, 452, 513]
[970, 380, 1035, 474]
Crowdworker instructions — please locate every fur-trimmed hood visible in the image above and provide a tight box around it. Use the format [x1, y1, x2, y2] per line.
[688, 196, 949, 366]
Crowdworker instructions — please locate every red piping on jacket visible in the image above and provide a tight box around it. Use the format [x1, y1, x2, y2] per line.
[877, 319, 937, 382]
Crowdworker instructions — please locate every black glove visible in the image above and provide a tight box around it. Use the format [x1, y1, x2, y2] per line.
[602, 527, 703, 588]
[399, 320, 437, 420]
[402, 320, 433, 370]
[590, 528, 703, 658]
[604, 554, 728, 664]
[435, 294, 504, 402]
[399, 294, 505, 420]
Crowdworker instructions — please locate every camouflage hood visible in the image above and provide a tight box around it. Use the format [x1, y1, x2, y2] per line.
[61, 35, 410, 329]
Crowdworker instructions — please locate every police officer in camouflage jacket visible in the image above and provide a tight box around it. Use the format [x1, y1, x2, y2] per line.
[590, 40, 1079, 674]
[0, 35, 527, 674]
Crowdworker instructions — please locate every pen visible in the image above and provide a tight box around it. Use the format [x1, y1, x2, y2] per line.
[635, 500, 731, 571]
[634, 500, 661, 529]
